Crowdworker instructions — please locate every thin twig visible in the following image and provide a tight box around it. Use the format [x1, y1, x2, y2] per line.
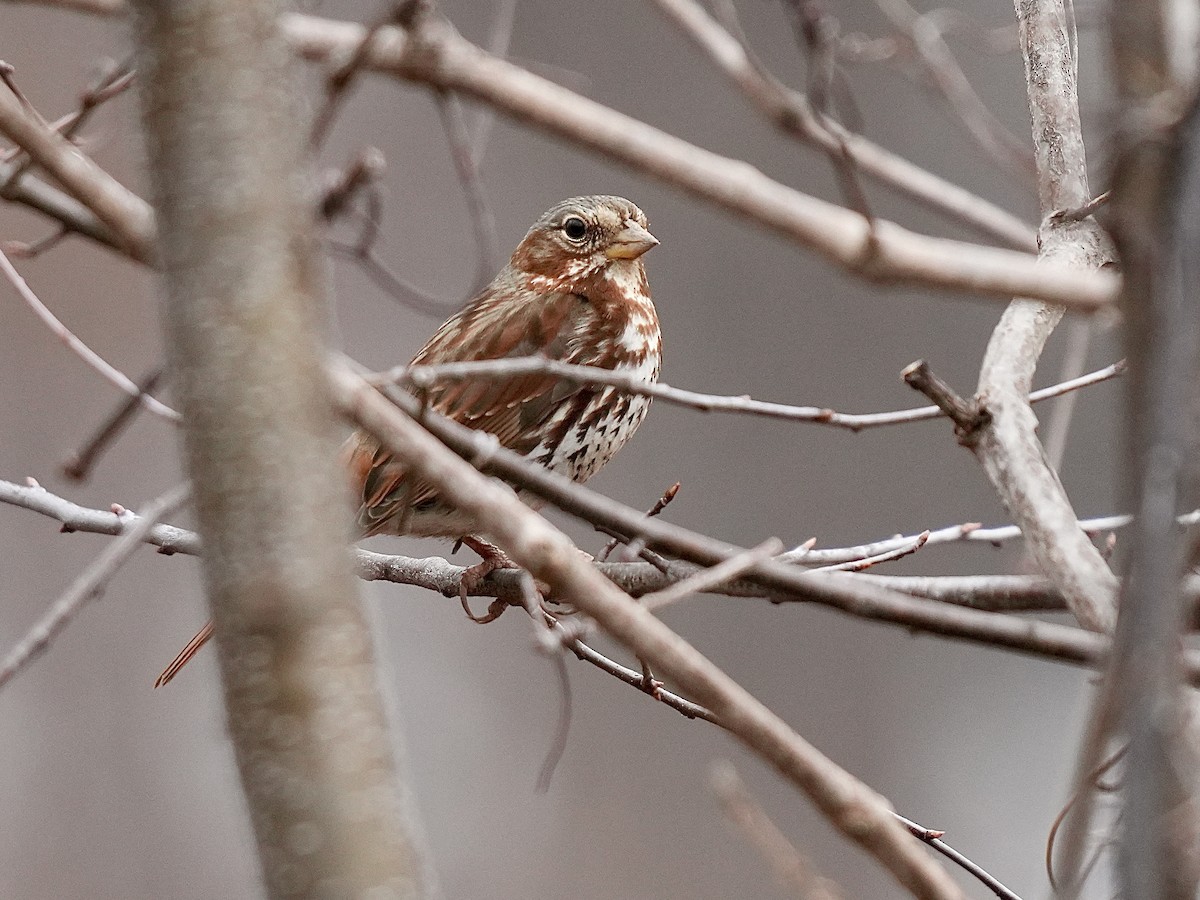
[328, 239, 467, 319]
[640, 538, 783, 614]
[1051, 189, 1110, 224]
[0, 483, 189, 690]
[319, 146, 387, 223]
[809, 531, 928, 572]
[0, 248, 179, 420]
[650, 0, 1035, 249]
[1042, 317, 1092, 472]
[0, 66, 155, 262]
[374, 356, 1125, 432]
[468, 0, 518, 161]
[565, 635, 715, 721]
[902, 359, 986, 438]
[781, 502, 1179, 566]
[872, 0, 1035, 176]
[61, 365, 166, 482]
[599, 481, 680, 561]
[894, 813, 1023, 900]
[434, 89, 500, 289]
[309, 5, 400, 147]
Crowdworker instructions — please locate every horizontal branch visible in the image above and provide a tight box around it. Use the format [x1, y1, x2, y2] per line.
[0, 483, 188, 689]
[376, 356, 1124, 432]
[780, 503, 1189, 566]
[9, 469, 1200, 682]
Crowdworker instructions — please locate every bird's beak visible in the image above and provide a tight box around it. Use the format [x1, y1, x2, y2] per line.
[606, 220, 659, 259]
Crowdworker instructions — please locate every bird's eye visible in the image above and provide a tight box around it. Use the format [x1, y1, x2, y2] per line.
[562, 216, 588, 241]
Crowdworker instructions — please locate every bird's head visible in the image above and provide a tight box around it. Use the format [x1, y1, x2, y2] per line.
[510, 195, 658, 293]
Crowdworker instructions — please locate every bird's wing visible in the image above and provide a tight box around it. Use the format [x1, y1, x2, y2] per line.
[347, 285, 601, 536]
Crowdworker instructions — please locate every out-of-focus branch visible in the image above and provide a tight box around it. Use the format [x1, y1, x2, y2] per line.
[710, 761, 847, 900]
[971, 1, 1118, 632]
[434, 89, 500, 289]
[0, 248, 178, 420]
[328, 360, 966, 900]
[128, 0, 425, 896]
[647, 0, 1036, 250]
[872, 0, 1034, 177]
[0, 158, 120, 249]
[0, 71, 155, 263]
[62, 365, 165, 481]
[1106, 1, 1200, 893]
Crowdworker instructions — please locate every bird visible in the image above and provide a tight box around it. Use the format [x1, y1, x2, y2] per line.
[155, 195, 662, 687]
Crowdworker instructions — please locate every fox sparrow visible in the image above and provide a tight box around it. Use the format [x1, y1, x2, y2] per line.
[156, 195, 662, 686]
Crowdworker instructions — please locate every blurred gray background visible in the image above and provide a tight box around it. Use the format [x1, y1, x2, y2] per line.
[0, 1, 1121, 897]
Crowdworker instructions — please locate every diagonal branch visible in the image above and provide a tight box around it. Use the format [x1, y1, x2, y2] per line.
[281, 10, 1112, 309]
[0, 483, 189, 689]
[327, 359, 967, 900]
[647, 0, 1036, 250]
[0, 70, 155, 263]
[0, 2, 1117, 308]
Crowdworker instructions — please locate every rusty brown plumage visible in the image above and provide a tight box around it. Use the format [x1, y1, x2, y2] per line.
[156, 195, 661, 686]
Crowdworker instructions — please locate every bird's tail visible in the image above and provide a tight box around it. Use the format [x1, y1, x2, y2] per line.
[154, 620, 214, 688]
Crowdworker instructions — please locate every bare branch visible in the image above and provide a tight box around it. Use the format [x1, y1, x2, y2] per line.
[328, 369, 1200, 677]
[873, 0, 1035, 176]
[0, 3, 1118, 307]
[0, 67, 155, 262]
[1106, 2, 1200, 891]
[62, 365, 166, 481]
[434, 89, 500, 288]
[809, 531, 928, 572]
[647, 0, 1037, 250]
[893, 813, 1023, 900]
[711, 761, 847, 900]
[0, 478, 199, 553]
[970, 0, 1119, 632]
[11, 476, 1200, 680]
[782, 501, 1178, 567]
[329, 360, 967, 899]
[638, 538, 783, 614]
[0, 248, 179, 421]
[129, 0, 425, 892]
[0, 158, 119, 249]
[0, 483, 188, 690]
[281, 11, 1113, 308]
[902, 359, 986, 437]
[373, 355, 1125, 432]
